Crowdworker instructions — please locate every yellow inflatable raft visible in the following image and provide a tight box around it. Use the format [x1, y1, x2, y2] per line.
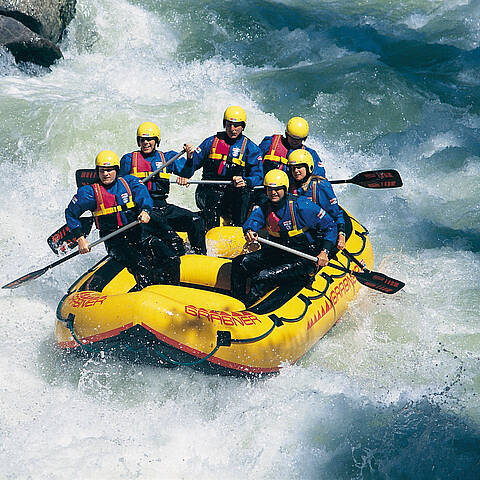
[55, 211, 373, 375]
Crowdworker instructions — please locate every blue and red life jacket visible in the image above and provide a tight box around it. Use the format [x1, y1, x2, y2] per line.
[205, 134, 248, 179]
[129, 150, 172, 200]
[262, 135, 306, 172]
[92, 177, 135, 231]
[264, 197, 311, 243]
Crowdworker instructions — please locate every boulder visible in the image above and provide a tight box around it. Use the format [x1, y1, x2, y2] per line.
[0, 0, 76, 43]
[0, 14, 62, 67]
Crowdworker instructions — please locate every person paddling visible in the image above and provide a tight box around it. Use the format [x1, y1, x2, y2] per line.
[176, 106, 263, 230]
[258, 116, 326, 176]
[288, 149, 346, 251]
[65, 150, 180, 290]
[120, 122, 206, 254]
[231, 169, 337, 307]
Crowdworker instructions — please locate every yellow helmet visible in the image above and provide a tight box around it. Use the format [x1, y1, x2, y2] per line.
[136, 121, 161, 146]
[95, 150, 120, 168]
[223, 106, 246, 127]
[286, 116, 309, 139]
[288, 149, 314, 174]
[264, 169, 289, 190]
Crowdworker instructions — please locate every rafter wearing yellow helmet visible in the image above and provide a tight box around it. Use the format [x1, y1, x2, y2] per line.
[288, 150, 346, 252]
[64, 148, 176, 291]
[118, 123, 206, 255]
[258, 116, 326, 177]
[231, 161, 337, 307]
[173, 105, 263, 230]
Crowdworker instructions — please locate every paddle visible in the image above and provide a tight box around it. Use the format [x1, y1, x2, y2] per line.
[176, 169, 402, 189]
[75, 148, 186, 187]
[75, 168, 98, 187]
[47, 149, 186, 254]
[254, 236, 404, 294]
[329, 169, 402, 189]
[47, 216, 94, 254]
[170, 179, 232, 185]
[3, 220, 141, 289]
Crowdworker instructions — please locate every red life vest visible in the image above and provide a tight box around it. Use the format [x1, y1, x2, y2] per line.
[92, 177, 135, 230]
[263, 135, 289, 169]
[208, 135, 248, 176]
[130, 151, 166, 191]
[265, 208, 282, 237]
[263, 135, 307, 172]
[265, 200, 309, 238]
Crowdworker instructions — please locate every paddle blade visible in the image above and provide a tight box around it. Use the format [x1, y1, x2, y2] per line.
[75, 169, 98, 187]
[2, 267, 48, 289]
[353, 270, 405, 294]
[47, 217, 94, 254]
[351, 170, 403, 189]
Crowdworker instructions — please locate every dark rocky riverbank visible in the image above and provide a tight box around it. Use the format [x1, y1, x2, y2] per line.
[0, 0, 76, 67]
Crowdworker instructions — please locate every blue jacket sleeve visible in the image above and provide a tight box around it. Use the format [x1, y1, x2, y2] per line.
[65, 185, 97, 237]
[244, 138, 264, 187]
[124, 175, 154, 214]
[307, 147, 326, 177]
[297, 197, 337, 252]
[315, 179, 345, 233]
[258, 136, 273, 156]
[176, 137, 213, 178]
[243, 205, 266, 233]
[119, 153, 133, 177]
[162, 150, 188, 175]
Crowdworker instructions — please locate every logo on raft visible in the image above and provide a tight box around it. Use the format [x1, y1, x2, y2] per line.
[184, 305, 262, 327]
[307, 264, 362, 330]
[66, 292, 108, 308]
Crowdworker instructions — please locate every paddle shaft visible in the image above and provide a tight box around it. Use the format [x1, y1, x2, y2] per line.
[144, 148, 185, 183]
[342, 248, 367, 271]
[256, 237, 318, 262]
[257, 236, 361, 274]
[255, 236, 405, 294]
[169, 169, 402, 190]
[256, 236, 367, 277]
[45, 220, 140, 271]
[3, 220, 141, 288]
[170, 179, 232, 185]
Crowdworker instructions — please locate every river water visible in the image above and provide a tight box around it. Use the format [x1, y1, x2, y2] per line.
[1, 0, 479, 478]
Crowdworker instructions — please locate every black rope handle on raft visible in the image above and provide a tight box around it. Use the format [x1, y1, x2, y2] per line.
[304, 272, 333, 300]
[346, 230, 369, 256]
[66, 314, 102, 353]
[152, 344, 221, 367]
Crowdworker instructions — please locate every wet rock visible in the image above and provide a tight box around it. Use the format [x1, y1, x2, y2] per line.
[0, 0, 76, 67]
[0, 14, 62, 67]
